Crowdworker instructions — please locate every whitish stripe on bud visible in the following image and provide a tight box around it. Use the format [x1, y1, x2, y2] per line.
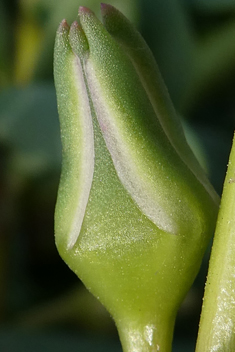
[101, 3, 219, 206]
[54, 21, 94, 249]
[78, 7, 204, 237]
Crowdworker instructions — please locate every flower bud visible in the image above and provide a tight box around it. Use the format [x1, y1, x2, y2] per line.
[54, 5, 219, 351]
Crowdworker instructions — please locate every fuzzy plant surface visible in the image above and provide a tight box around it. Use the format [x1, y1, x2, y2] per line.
[196, 133, 235, 352]
[53, 4, 219, 352]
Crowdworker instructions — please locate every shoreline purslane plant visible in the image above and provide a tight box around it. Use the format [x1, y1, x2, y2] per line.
[53, 4, 219, 351]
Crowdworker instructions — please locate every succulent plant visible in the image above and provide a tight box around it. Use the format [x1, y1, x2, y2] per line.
[54, 4, 219, 351]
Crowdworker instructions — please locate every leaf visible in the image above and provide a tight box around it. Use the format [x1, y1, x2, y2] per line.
[0, 84, 61, 177]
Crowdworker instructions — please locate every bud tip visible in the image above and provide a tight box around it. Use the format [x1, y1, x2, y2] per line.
[70, 20, 80, 30]
[100, 3, 114, 15]
[79, 6, 92, 14]
[61, 19, 69, 29]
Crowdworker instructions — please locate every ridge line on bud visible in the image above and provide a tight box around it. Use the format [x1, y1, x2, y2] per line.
[54, 21, 94, 249]
[77, 7, 216, 238]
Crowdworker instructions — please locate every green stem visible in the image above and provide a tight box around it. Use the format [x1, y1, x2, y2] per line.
[196, 132, 235, 351]
[116, 315, 175, 352]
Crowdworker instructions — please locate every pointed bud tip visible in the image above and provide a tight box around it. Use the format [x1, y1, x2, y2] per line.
[60, 19, 70, 29]
[69, 19, 89, 57]
[79, 6, 93, 15]
[57, 19, 70, 35]
[100, 3, 109, 9]
[100, 3, 115, 15]
[70, 20, 80, 30]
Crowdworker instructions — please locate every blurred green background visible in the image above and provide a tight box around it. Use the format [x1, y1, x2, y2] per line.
[0, 0, 235, 351]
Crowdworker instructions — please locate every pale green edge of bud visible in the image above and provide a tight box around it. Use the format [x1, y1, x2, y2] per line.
[78, 7, 216, 238]
[69, 20, 89, 59]
[101, 4, 219, 207]
[54, 20, 94, 250]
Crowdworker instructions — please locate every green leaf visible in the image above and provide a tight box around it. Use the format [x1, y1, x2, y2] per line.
[0, 84, 61, 177]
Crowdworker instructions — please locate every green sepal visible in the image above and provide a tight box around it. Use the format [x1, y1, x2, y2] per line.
[101, 3, 219, 205]
[54, 20, 94, 249]
[78, 6, 217, 239]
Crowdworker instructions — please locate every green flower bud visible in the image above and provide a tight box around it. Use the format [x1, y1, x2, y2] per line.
[54, 4, 219, 352]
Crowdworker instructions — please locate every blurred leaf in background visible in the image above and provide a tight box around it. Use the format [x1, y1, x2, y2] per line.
[0, 0, 234, 351]
[14, 0, 140, 83]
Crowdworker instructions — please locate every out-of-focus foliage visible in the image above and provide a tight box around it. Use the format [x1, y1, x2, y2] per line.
[0, 0, 234, 351]
[0, 85, 60, 176]
[15, 0, 139, 83]
[187, 0, 235, 13]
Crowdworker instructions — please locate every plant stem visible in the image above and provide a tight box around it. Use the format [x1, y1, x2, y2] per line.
[116, 315, 175, 352]
[196, 132, 235, 351]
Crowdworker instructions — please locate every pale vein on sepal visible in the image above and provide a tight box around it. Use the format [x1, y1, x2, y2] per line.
[84, 60, 178, 235]
[66, 56, 94, 249]
[54, 21, 95, 250]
